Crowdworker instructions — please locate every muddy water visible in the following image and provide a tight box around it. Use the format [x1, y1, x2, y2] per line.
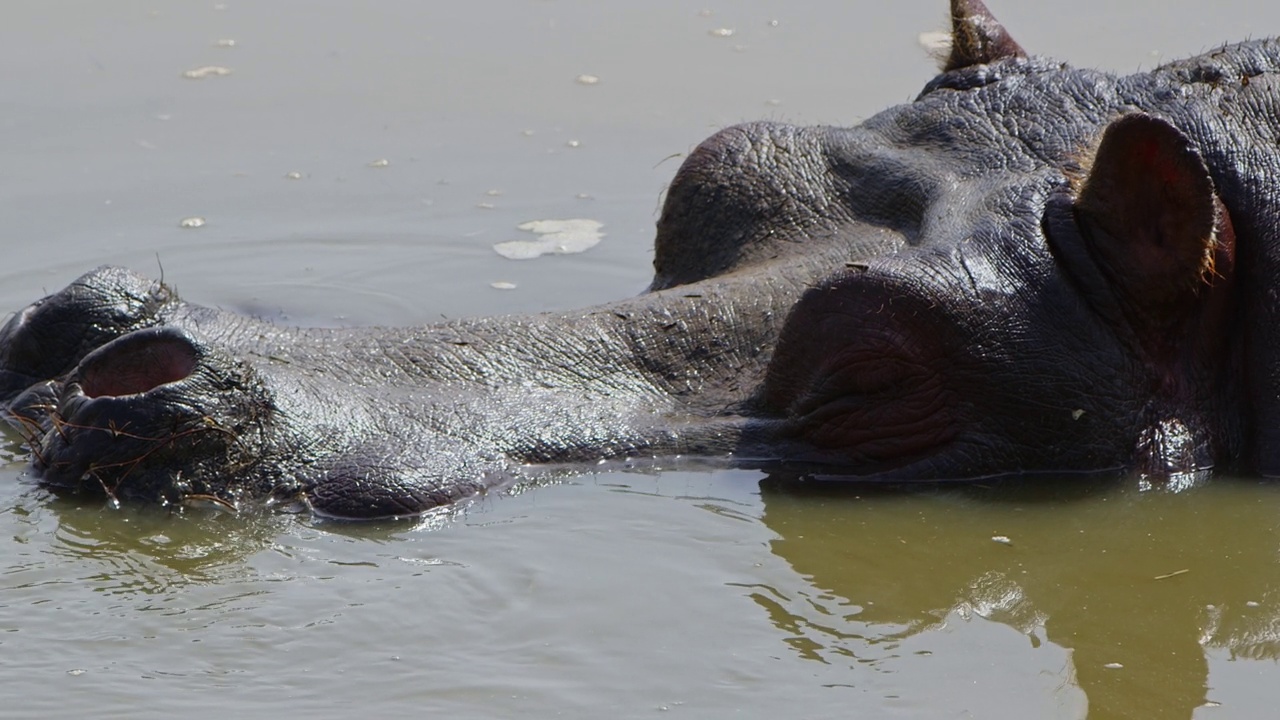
[2, 1, 1279, 718]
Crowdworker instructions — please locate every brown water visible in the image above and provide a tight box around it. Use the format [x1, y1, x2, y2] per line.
[3, 2, 1279, 718]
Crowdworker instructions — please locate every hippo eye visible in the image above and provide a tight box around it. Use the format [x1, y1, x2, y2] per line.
[763, 273, 958, 468]
[792, 334, 956, 463]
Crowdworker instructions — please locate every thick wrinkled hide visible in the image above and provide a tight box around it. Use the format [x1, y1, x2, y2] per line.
[3, 2, 1279, 518]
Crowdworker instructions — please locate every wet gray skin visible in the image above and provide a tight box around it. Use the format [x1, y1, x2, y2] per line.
[2, 0, 1279, 519]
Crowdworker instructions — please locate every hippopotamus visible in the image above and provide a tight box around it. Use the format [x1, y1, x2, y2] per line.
[2, 0, 1278, 519]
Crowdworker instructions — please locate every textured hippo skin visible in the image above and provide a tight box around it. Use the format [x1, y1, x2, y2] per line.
[3, 1, 1279, 519]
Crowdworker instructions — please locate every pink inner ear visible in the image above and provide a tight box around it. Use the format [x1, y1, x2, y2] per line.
[80, 336, 199, 398]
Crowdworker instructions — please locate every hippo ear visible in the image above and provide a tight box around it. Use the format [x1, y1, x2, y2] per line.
[943, 0, 1026, 71]
[1049, 114, 1235, 348]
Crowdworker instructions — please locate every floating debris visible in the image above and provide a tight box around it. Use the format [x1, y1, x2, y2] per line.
[575, 74, 600, 85]
[490, 281, 517, 290]
[285, 171, 304, 180]
[178, 217, 206, 228]
[493, 219, 604, 260]
[368, 158, 390, 168]
[181, 493, 238, 513]
[709, 28, 735, 38]
[1103, 663, 1124, 670]
[1072, 408, 1086, 420]
[214, 38, 237, 48]
[919, 31, 951, 53]
[991, 535, 1012, 545]
[182, 65, 232, 79]
[1154, 568, 1190, 581]
[566, 140, 581, 148]
[1247, 600, 1261, 607]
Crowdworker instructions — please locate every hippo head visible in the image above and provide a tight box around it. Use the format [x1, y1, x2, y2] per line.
[757, 118, 1241, 485]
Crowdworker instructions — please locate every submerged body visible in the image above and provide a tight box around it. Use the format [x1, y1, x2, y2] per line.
[2, 1, 1279, 518]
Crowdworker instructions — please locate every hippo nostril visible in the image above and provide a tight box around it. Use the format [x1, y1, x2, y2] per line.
[77, 329, 200, 399]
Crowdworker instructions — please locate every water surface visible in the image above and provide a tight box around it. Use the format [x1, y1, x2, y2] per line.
[3, 2, 1280, 718]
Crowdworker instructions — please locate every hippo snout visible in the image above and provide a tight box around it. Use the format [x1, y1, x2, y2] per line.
[3, 326, 275, 508]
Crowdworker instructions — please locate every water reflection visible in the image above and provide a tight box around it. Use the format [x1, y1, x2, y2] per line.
[8, 454, 1280, 717]
[756, 476, 1280, 718]
[4, 490, 291, 594]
